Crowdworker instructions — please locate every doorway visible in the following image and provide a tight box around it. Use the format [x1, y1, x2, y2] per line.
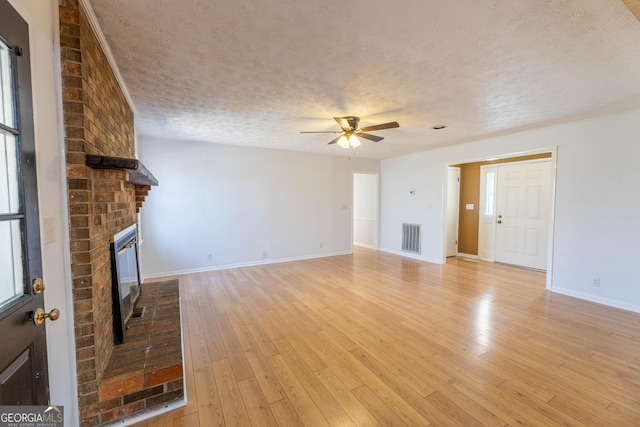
[353, 172, 379, 250]
[447, 150, 555, 286]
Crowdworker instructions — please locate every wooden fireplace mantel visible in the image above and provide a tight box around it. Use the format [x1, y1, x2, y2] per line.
[86, 154, 159, 186]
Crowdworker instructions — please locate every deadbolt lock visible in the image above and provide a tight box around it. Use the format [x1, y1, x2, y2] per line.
[33, 308, 60, 326]
[33, 277, 45, 294]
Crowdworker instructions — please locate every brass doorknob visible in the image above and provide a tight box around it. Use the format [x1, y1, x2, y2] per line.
[33, 308, 60, 326]
[33, 278, 45, 294]
[497, 220, 502, 224]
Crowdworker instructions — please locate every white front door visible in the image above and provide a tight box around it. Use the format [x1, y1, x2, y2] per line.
[495, 160, 551, 270]
[446, 167, 460, 257]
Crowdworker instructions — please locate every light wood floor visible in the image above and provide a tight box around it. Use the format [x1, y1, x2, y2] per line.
[132, 248, 640, 426]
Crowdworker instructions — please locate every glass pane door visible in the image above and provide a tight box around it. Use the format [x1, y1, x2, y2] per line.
[0, 132, 19, 214]
[0, 38, 23, 307]
[0, 220, 22, 304]
[0, 40, 15, 128]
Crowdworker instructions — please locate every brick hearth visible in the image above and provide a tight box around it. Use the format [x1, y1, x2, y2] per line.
[96, 280, 183, 424]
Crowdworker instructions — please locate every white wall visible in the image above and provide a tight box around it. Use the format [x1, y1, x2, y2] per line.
[8, 0, 78, 420]
[380, 109, 640, 312]
[353, 173, 376, 248]
[138, 137, 380, 277]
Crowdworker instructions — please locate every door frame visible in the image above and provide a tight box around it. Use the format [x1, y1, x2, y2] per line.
[479, 158, 552, 269]
[442, 147, 557, 290]
[352, 171, 380, 252]
[445, 167, 460, 257]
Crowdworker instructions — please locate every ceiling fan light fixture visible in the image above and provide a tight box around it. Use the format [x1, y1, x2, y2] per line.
[348, 134, 361, 148]
[301, 116, 399, 149]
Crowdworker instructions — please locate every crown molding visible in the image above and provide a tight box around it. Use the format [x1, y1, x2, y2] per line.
[78, 0, 136, 115]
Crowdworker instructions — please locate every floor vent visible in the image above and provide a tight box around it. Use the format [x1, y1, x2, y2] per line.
[402, 223, 421, 254]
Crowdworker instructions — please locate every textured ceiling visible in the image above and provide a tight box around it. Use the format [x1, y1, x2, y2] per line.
[88, 0, 640, 159]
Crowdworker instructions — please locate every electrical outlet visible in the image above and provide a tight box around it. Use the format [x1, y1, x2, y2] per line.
[206, 253, 213, 261]
[592, 278, 601, 287]
[263, 251, 268, 259]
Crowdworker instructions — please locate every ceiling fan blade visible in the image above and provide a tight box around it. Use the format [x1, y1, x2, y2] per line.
[300, 131, 342, 133]
[360, 121, 399, 132]
[358, 133, 384, 142]
[334, 117, 353, 131]
[327, 135, 343, 145]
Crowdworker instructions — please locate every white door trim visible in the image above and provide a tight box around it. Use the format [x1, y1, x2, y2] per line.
[446, 167, 460, 257]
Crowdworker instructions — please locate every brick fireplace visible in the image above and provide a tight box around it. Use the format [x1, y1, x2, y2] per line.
[59, 1, 183, 425]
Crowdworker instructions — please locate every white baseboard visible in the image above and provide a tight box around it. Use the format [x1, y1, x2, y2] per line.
[377, 247, 441, 264]
[551, 287, 640, 314]
[142, 251, 352, 280]
[457, 252, 479, 259]
[353, 242, 375, 250]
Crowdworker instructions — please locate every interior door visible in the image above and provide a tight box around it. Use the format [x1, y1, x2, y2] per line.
[446, 167, 460, 257]
[0, 0, 50, 404]
[495, 160, 551, 270]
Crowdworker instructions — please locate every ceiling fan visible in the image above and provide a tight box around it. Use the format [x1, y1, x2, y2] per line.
[301, 116, 399, 149]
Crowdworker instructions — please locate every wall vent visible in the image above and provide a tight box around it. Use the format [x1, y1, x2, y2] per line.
[402, 223, 421, 254]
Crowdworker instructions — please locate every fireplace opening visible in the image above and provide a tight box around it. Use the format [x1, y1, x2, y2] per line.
[110, 224, 142, 344]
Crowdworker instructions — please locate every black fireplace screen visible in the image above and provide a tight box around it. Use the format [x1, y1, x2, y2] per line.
[110, 224, 141, 344]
